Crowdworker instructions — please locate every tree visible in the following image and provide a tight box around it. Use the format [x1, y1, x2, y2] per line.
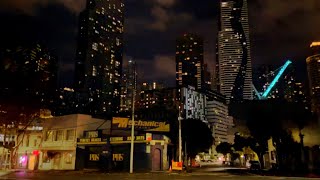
[1, 46, 53, 169]
[216, 142, 232, 156]
[182, 119, 214, 159]
[233, 133, 249, 151]
[0, 93, 40, 169]
[229, 99, 314, 171]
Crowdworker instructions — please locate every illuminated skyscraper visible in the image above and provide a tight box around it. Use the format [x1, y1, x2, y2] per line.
[176, 33, 204, 90]
[306, 42, 320, 113]
[120, 60, 136, 112]
[217, 0, 253, 102]
[74, 0, 124, 117]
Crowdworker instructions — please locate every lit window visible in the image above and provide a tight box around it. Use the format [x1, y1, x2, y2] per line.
[221, 2, 228, 7]
[66, 129, 75, 141]
[45, 131, 53, 141]
[116, 38, 120, 46]
[92, 66, 97, 76]
[25, 135, 29, 147]
[92, 43, 98, 51]
[55, 130, 63, 141]
[65, 153, 73, 164]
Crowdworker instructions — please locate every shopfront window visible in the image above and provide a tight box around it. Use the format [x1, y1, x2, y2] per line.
[18, 155, 28, 167]
[45, 131, 53, 141]
[66, 129, 75, 141]
[65, 153, 73, 164]
[25, 135, 29, 147]
[42, 152, 50, 163]
[34, 139, 37, 147]
[55, 130, 63, 141]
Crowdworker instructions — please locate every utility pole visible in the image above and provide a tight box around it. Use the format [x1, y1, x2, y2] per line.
[178, 104, 183, 162]
[129, 60, 136, 174]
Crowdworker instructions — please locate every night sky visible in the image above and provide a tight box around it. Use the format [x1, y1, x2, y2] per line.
[0, 0, 319, 87]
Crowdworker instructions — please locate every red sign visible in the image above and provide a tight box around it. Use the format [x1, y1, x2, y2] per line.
[33, 150, 39, 155]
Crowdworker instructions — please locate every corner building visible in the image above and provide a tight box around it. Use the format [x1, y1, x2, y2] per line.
[74, 0, 124, 117]
[306, 42, 320, 113]
[217, 0, 253, 102]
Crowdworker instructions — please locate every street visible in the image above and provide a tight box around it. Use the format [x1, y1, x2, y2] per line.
[0, 169, 319, 180]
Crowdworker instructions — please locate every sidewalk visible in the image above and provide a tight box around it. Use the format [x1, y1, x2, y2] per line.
[249, 169, 320, 179]
[0, 170, 13, 177]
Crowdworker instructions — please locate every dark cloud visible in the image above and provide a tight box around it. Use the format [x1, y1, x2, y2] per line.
[1, 0, 318, 86]
[0, 0, 86, 14]
[124, 0, 217, 86]
[131, 55, 175, 85]
[249, 0, 320, 63]
[0, 4, 79, 86]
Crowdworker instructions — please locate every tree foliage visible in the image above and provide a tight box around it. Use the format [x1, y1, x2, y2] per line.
[0, 96, 39, 149]
[216, 142, 232, 156]
[182, 119, 214, 158]
[229, 100, 314, 170]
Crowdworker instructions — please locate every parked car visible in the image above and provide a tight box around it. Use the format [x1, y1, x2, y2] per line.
[248, 160, 261, 171]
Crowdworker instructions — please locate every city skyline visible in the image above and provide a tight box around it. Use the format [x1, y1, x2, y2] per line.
[0, 0, 320, 176]
[0, 0, 319, 87]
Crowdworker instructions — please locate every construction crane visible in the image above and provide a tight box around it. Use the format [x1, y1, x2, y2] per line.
[253, 60, 292, 100]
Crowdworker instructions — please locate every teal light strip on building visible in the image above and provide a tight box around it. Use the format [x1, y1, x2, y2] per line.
[262, 60, 292, 98]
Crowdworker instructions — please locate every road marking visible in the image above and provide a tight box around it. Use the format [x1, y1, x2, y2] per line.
[220, 175, 236, 178]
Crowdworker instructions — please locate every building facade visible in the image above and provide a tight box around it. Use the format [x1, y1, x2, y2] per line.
[306, 42, 320, 114]
[50, 87, 90, 116]
[38, 114, 111, 170]
[120, 60, 137, 112]
[137, 88, 178, 110]
[176, 33, 204, 90]
[74, 0, 125, 117]
[16, 130, 43, 170]
[203, 64, 212, 90]
[204, 90, 231, 145]
[180, 86, 207, 122]
[217, 0, 253, 102]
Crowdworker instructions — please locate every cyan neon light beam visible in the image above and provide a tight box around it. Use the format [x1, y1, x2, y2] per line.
[252, 84, 262, 100]
[262, 60, 292, 98]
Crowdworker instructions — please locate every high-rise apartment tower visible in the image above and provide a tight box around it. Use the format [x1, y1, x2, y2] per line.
[306, 42, 320, 113]
[217, 0, 253, 102]
[74, 0, 124, 117]
[176, 33, 204, 90]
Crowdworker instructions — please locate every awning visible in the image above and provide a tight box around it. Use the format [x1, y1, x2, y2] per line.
[38, 146, 76, 151]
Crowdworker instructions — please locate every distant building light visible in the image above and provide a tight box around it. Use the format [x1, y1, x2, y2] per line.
[310, 42, 320, 47]
[63, 87, 74, 92]
[221, 2, 228, 7]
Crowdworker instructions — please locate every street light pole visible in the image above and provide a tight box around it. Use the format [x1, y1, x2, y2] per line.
[129, 61, 136, 174]
[129, 90, 135, 173]
[178, 105, 183, 162]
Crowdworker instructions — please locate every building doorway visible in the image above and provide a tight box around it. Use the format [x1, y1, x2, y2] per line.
[152, 148, 161, 171]
[53, 153, 61, 170]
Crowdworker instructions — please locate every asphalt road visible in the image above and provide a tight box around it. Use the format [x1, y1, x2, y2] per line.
[0, 171, 319, 180]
